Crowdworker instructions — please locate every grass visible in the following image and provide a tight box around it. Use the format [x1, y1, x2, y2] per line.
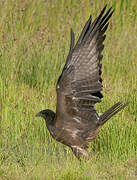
[0, 0, 137, 179]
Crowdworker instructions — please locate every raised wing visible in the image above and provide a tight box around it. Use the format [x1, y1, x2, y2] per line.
[55, 6, 113, 147]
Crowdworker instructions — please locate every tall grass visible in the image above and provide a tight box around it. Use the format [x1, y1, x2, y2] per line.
[0, 0, 136, 179]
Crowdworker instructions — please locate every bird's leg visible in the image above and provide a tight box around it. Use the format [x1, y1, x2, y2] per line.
[71, 146, 91, 161]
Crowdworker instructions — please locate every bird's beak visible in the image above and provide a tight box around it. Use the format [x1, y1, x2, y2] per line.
[35, 112, 41, 117]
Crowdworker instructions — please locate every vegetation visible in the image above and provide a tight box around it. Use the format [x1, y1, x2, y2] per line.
[0, 0, 136, 179]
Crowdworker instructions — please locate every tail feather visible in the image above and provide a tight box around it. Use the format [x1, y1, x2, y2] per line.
[99, 101, 130, 125]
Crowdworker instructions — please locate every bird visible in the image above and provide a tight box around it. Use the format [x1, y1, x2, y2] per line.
[36, 5, 129, 160]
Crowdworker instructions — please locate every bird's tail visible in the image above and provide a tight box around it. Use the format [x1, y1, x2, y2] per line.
[99, 101, 129, 125]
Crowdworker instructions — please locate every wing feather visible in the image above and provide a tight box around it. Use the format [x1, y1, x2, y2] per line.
[55, 6, 113, 146]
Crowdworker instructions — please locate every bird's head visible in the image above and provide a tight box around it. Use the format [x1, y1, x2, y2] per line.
[36, 109, 55, 124]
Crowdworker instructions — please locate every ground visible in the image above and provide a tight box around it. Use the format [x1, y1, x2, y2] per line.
[0, 0, 136, 179]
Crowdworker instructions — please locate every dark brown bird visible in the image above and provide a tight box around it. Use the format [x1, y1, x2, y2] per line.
[36, 5, 129, 160]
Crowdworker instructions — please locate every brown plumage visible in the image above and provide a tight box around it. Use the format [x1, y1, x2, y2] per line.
[36, 5, 129, 160]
